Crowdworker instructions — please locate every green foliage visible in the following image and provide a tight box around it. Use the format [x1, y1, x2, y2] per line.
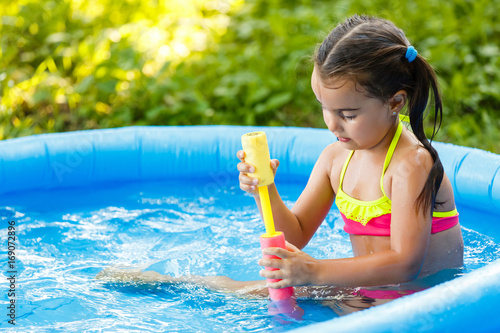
[1, 0, 499, 152]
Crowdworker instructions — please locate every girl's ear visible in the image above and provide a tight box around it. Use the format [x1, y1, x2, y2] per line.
[389, 90, 407, 114]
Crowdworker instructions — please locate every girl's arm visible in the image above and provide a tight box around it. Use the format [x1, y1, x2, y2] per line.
[237, 145, 336, 249]
[260, 148, 434, 288]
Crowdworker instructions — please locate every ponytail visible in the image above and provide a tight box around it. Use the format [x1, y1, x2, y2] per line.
[408, 56, 444, 216]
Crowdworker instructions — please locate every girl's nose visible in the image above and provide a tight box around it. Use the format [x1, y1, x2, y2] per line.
[324, 111, 341, 133]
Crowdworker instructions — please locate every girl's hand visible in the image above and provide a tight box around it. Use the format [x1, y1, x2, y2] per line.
[236, 150, 279, 196]
[258, 242, 319, 288]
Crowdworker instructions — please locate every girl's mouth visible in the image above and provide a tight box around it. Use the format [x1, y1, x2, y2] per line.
[338, 137, 351, 142]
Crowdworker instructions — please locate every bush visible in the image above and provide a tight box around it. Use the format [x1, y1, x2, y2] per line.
[1, 0, 499, 152]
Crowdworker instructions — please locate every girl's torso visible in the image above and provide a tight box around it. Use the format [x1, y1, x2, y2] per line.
[324, 124, 464, 277]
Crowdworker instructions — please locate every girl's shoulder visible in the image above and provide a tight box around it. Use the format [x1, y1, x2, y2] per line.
[392, 129, 434, 174]
[319, 141, 352, 166]
[390, 131, 456, 210]
[315, 142, 352, 182]
[385, 131, 434, 195]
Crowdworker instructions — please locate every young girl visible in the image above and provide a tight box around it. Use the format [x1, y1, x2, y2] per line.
[237, 14, 464, 292]
[98, 15, 464, 303]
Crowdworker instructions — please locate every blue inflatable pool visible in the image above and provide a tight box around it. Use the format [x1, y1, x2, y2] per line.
[1, 125, 499, 332]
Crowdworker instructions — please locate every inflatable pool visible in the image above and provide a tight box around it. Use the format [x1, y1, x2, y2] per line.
[1, 125, 499, 332]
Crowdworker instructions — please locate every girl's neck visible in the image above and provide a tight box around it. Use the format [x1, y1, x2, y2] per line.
[356, 121, 400, 158]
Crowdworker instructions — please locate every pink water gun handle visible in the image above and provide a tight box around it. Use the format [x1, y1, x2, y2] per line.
[260, 232, 294, 300]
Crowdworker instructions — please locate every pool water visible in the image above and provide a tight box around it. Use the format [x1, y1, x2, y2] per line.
[1, 179, 499, 332]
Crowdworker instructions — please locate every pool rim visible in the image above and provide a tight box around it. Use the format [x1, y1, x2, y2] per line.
[1, 125, 499, 332]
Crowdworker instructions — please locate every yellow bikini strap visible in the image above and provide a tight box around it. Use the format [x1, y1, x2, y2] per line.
[433, 208, 458, 218]
[340, 115, 407, 195]
[338, 150, 354, 192]
[380, 121, 404, 195]
[399, 114, 410, 122]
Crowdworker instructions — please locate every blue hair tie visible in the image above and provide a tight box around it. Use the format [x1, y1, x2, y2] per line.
[405, 45, 418, 62]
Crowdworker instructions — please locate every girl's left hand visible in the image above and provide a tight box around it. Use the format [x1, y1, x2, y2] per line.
[258, 242, 319, 288]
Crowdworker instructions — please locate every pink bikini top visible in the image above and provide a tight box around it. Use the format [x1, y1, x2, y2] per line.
[335, 121, 459, 236]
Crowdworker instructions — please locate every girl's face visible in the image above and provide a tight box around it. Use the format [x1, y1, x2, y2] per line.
[311, 67, 397, 151]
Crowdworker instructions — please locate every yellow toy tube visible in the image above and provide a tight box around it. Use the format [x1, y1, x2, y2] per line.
[241, 131, 276, 236]
[241, 132, 274, 187]
[258, 185, 276, 236]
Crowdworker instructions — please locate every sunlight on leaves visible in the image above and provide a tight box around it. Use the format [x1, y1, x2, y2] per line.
[0, 0, 499, 153]
[0, 0, 242, 137]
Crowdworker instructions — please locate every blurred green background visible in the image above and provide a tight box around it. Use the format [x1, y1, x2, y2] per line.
[1, 0, 499, 152]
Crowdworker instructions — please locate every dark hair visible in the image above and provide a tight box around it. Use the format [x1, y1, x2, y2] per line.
[314, 14, 443, 216]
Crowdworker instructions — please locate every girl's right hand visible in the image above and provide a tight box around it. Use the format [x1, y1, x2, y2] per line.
[237, 150, 279, 196]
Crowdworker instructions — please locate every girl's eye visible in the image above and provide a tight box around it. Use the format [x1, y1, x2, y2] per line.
[340, 113, 356, 121]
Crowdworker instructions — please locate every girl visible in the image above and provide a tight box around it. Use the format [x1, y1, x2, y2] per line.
[237, 14, 464, 292]
[98, 15, 464, 303]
